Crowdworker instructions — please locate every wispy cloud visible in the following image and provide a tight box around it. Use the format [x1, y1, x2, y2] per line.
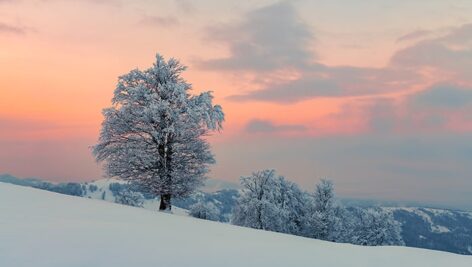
[396, 29, 432, 43]
[197, 2, 427, 103]
[227, 64, 419, 103]
[0, 22, 29, 35]
[197, 2, 314, 72]
[174, 0, 196, 14]
[323, 83, 472, 135]
[245, 119, 306, 134]
[198, 3, 472, 106]
[391, 23, 472, 81]
[40, 0, 122, 6]
[139, 15, 180, 27]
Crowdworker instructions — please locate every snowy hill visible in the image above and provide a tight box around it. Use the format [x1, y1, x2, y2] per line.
[2, 174, 472, 255]
[1, 182, 471, 267]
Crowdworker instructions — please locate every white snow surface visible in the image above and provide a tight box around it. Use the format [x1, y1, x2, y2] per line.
[1, 182, 471, 267]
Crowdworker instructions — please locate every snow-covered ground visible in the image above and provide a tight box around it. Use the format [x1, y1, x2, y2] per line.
[1, 182, 471, 267]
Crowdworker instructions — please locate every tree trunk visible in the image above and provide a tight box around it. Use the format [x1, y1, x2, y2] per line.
[159, 194, 172, 211]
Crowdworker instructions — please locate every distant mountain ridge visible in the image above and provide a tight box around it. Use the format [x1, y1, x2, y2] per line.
[1, 174, 471, 255]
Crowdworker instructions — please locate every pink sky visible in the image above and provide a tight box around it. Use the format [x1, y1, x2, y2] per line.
[1, 0, 472, 209]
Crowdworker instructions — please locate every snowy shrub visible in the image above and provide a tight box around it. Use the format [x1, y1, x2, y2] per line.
[109, 183, 126, 195]
[114, 190, 144, 207]
[232, 170, 306, 235]
[88, 184, 98, 193]
[189, 201, 220, 221]
[349, 208, 404, 246]
[304, 179, 348, 241]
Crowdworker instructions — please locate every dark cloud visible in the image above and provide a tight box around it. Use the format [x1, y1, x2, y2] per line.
[228, 21, 472, 102]
[410, 84, 472, 109]
[139, 15, 180, 27]
[197, 2, 314, 71]
[228, 64, 419, 103]
[229, 77, 341, 103]
[197, 2, 428, 103]
[245, 119, 306, 133]
[198, 3, 472, 104]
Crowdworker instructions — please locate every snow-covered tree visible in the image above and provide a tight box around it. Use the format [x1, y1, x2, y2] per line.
[231, 169, 277, 230]
[350, 208, 404, 246]
[232, 170, 306, 235]
[271, 175, 307, 235]
[115, 189, 144, 207]
[189, 201, 220, 221]
[93, 54, 224, 211]
[305, 179, 338, 240]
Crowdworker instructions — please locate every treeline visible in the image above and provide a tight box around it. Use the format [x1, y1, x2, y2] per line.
[190, 169, 404, 246]
[1, 173, 403, 246]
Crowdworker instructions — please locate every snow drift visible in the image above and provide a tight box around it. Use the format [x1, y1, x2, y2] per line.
[0, 182, 471, 267]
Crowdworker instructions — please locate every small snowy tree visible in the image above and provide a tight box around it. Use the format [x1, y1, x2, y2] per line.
[93, 54, 224, 211]
[271, 175, 307, 235]
[350, 208, 404, 246]
[305, 179, 338, 240]
[231, 169, 277, 230]
[115, 189, 144, 207]
[189, 201, 220, 221]
[232, 170, 306, 235]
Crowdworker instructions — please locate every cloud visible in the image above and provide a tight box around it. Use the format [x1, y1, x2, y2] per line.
[245, 119, 306, 133]
[228, 63, 420, 103]
[41, 0, 121, 5]
[324, 83, 472, 135]
[0, 22, 28, 35]
[198, 3, 472, 104]
[139, 15, 180, 27]
[174, 0, 196, 14]
[391, 23, 472, 80]
[197, 2, 314, 71]
[227, 20, 472, 102]
[366, 98, 397, 133]
[197, 2, 428, 103]
[396, 29, 432, 43]
[410, 84, 472, 109]
[229, 77, 341, 103]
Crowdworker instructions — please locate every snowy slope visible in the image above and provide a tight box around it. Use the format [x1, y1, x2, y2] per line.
[1, 183, 471, 267]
